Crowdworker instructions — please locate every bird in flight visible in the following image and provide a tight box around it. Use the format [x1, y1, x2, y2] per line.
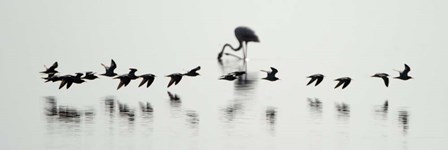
[219, 71, 246, 81]
[166, 73, 183, 88]
[41, 62, 58, 74]
[58, 73, 85, 89]
[261, 67, 279, 81]
[183, 66, 201, 77]
[306, 74, 324, 86]
[394, 64, 413, 80]
[114, 68, 138, 90]
[138, 74, 156, 88]
[83, 72, 98, 80]
[217, 26, 259, 61]
[372, 73, 389, 87]
[334, 77, 352, 89]
[101, 59, 118, 77]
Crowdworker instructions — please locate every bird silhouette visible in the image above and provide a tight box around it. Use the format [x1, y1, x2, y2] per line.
[372, 73, 389, 87]
[261, 67, 279, 81]
[101, 59, 118, 77]
[41, 62, 58, 74]
[217, 26, 259, 60]
[58, 73, 85, 89]
[166, 73, 183, 87]
[114, 68, 138, 90]
[183, 66, 201, 77]
[334, 77, 352, 89]
[307, 74, 324, 86]
[394, 64, 413, 80]
[83, 71, 98, 80]
[43, 73, 60, 82]
[138, 74, 156, 88]
[219, 71, 246, 81]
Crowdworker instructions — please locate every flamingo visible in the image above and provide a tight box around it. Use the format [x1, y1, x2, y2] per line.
[217, 26, 259, 60]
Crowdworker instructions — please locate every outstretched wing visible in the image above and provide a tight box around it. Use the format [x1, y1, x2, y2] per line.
[167, 77, 176, 87]
[138, 78, 148, 87]
[174, 75, 182, 85]
[334, 81, 344, 89]
[307, 77, 317, 86]
[270, 67, 278, 76]
[342, 80, 351, 89]
[190, 66, 201, 72]
[315, 76, 324, 86]
[49, 62, 58, 70]
[403, 64, 411, 75]
[146, 77, 155, 88]
[382, 76, 389, 87]
[110, 59, 117, 70]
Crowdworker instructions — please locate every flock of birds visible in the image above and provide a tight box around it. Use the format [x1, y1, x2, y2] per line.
[40, 26, 413, 90]
[40, 60, 413, 90]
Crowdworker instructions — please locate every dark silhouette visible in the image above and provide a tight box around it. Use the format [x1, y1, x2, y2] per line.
[101, 59, 118, 77]
[43, 73, 61, 82]
[394, 64, 413, 80]
[83, 71, 98, 80]
[372, 73, 389, 87]
[138, 74, 156, 88]
[217, 26, 259, 60]
[58, 73, 85, 89]
[166, 73, 183, 88]
[219, 71, 246, 81]
[306, 74, 324, 86]
[334, 77, 352, 89]
[40, 62, 58, 74]
[183, 66, 201, 77]
[114, 68, 138, 90]
[261, 67, 279, 81]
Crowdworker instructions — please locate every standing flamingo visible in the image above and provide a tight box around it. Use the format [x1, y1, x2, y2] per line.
[217, 26, 259, 60]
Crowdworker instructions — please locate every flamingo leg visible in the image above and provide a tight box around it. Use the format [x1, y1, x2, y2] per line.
[242, 42, 247, 60]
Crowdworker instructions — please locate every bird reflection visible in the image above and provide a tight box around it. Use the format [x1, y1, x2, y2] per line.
[118, 101, 135, 122]
[335, 103, 350, 120]
[44, 97, 91, 124]
[308, 98, 322, 116]
[222, 104, 243, 122]
[45, 96, 58, 116]
[185, 110, 199, 128]
[167, 91, 181, 107]
[104, 97, 116, 115]
[374, 100, 389, 120]
[266, 107, 277, 125]
[398, 110, 409, 134]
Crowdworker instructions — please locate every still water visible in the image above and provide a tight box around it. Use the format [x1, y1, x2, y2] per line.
[2, 56, 448, 150]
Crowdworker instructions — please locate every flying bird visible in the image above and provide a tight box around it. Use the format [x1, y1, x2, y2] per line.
[219, 71, 246, 81]
[183, 66, 201, 77]
[261, 67, 279, 81]
[58, 73, 85, 89]
[372, 73, 389, 87]
[41, 62, 58, 74]
[43, 73, 60, 82]
[138, 74, 156, 88]
[334, 77, 352, 89]
[217, 26, 259, 60]
[114, 68, 139, 90]
[166, 73, 183, 88]
[307, 74, 324, 86]
[394, 64, 413, 80]
[101, 59, 118, 77]
[83, 72, 98, 80]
